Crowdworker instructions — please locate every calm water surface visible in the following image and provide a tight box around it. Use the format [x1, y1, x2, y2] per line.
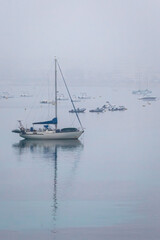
[0, 83, 160, 239]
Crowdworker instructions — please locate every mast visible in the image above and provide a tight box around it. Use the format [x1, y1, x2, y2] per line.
[55, 58, 58, 130]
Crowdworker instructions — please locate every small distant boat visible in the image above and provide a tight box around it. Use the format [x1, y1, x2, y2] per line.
[20, 93, 32, 97]
[78, 93, 91, 100]
[0, 92, 14, 99]
[57, 94, 68, 101]
[40, 100, 48, 104]
[132, 90, 141, 95]
[106, 101, 127, 111]
[89, 107, 104, 113]
[40, 100, 55, 104]
[132, 89, 152, 95]
[108, 106, 127, 111]
[117, 106, 127, 111]
[108, 105, 118, 111]
[69, 108, 86, 113]
[144, 89, 152, 94]
[139, 96, 157, 101]
[72, 95, 81, 102]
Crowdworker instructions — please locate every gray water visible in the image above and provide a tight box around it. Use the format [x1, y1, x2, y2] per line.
[0, 83, 160, 239]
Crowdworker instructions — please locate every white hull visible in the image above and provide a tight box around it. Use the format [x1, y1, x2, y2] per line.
[139, 96, 156, 101]
[20, 130, 84, 140]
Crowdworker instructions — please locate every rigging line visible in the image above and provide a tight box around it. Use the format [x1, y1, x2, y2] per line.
[57, 61, 83, 130]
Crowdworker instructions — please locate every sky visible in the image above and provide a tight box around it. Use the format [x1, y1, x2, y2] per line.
[0, 0, 160, 85]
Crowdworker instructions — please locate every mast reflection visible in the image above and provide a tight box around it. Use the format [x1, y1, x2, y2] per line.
[12, 139, 83, 229]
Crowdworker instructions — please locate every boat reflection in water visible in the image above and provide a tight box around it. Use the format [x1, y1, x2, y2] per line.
[13, 139, 83, 157]
[12, 139, 83, 230]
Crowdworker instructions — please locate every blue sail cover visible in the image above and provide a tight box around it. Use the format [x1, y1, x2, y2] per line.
[33, 117, 58, 125]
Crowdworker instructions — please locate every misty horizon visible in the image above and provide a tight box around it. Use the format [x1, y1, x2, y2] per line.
[0, 0, 160, 85]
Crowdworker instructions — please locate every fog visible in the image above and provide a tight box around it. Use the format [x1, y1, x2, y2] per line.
[0, 0, 160, 85]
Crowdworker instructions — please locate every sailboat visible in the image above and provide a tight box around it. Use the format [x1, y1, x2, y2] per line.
[138, 96, 157, 101]
[12, 58, 84, 140]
